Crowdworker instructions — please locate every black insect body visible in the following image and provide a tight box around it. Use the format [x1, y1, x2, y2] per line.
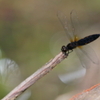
[62, 34, 100, 55]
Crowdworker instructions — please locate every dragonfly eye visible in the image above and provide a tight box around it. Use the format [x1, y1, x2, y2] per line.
[61, 46, 67, 52]
[61, 45, 68, 55]
[61, 45, 73, 55]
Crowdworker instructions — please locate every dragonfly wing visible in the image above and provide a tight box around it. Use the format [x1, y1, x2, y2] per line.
[57, 11, 74, 41]
[70, 10, 82, 39]
[75, 45, 99, 68]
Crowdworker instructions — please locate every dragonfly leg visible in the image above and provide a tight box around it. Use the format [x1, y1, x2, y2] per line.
[69, 49, 73, 53]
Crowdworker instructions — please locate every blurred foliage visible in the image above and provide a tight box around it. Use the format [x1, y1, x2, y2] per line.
[0, 0, 100, 100]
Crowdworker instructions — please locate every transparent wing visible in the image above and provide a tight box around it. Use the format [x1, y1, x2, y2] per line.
[57, 10, 83, 41]
[57, 10, 99, 68]
[70, 11, 99, 68]
[75, 45, 99, 68]
[57, 11, 74, 41]
[70, 10, 82, 39]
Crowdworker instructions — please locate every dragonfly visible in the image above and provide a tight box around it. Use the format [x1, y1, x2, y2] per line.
[57, 11, 100, 68]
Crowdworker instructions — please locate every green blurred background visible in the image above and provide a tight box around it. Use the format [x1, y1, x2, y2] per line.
[1, 0, 100, 100]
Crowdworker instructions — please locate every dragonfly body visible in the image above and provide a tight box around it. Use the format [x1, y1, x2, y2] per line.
[58, 11, 99, 67]
[62, 34, 100, 54]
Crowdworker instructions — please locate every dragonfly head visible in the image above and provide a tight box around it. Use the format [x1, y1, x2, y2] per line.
[61, 45, 69, 55]
[61, 44, 74, 55]
[61, 45, 67, 51]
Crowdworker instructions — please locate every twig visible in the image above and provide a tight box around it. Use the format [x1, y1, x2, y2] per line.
[2, 52, 67, 100]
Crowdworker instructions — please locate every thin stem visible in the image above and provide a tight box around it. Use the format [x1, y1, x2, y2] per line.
[2, 52, 67, 100]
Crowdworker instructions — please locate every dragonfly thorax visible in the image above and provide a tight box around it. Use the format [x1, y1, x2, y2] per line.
[67, 42, 77, 50]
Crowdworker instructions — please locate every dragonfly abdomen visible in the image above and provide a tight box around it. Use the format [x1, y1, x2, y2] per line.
[77, 34, 100, 46]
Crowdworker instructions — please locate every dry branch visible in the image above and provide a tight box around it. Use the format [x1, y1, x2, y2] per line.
[2, 52, 67, 100]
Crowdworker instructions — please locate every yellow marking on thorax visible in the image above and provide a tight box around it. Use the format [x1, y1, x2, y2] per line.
[74, 35, 79, 41]
[70, 35, 79, 42]
[78, 46, 82, 49]
[74, 35, 82, 49]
